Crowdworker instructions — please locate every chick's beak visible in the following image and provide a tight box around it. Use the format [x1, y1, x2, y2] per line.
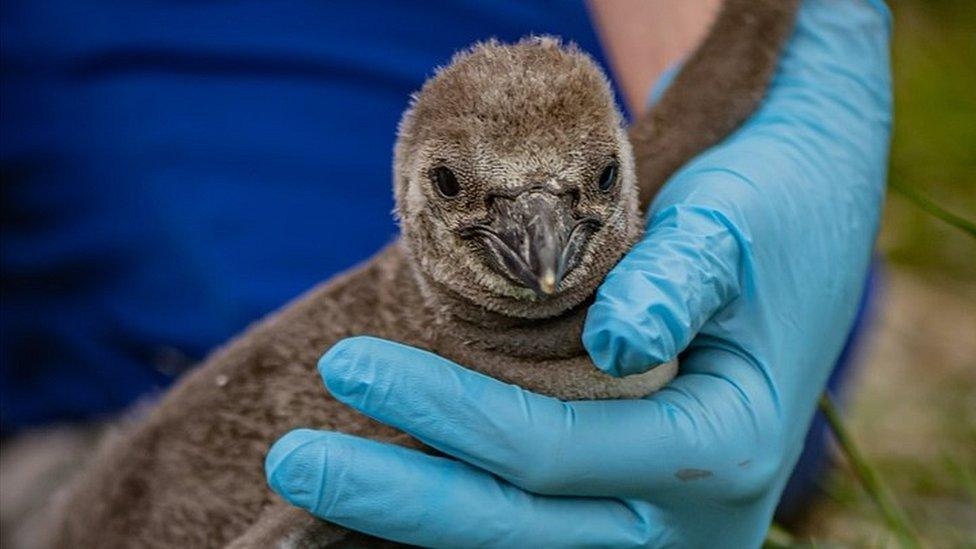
[461, 190, 601, 298]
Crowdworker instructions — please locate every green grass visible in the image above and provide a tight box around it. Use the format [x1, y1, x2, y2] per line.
[819, 393, 921, 548]
[880, 0, 976, 280]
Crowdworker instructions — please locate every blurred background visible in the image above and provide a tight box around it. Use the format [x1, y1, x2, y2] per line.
[1, 1, 974, 547]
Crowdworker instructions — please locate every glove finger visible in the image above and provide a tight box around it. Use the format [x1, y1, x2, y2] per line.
[265, 429, 672, 548]
[320, 336, 779, 500]
[583, 202, 745, 376]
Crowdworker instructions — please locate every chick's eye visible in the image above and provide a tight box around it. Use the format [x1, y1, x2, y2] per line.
[431, 166, 461, 198]
[597, 162, 618, 192]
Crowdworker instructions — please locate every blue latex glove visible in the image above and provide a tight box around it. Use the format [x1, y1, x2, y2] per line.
[265, 1, 892, 546]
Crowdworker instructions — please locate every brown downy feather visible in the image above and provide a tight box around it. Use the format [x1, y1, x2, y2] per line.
[50, 2, 799, 547]
[630, 0, 800, 208]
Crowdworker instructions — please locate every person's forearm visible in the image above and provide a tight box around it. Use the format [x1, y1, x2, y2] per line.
[587, 0, 720, 115]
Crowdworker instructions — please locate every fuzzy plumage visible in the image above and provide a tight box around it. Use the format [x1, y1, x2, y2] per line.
[51, 2, 799, 546]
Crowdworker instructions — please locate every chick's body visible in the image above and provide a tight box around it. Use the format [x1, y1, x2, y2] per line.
[55, 242, 673, 548]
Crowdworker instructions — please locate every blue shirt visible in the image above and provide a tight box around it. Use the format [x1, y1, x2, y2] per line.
[1, 1, 624, 429]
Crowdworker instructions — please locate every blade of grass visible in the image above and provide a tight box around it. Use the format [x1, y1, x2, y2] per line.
[890, 178, 976, 238]
[818, 392, 922, 548]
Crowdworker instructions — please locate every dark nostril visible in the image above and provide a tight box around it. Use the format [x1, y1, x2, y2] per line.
[567, 188, 581, 209]
[484, 191, 502, 210]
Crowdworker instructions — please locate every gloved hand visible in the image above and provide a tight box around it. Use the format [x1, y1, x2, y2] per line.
[264, 0, 892, 546]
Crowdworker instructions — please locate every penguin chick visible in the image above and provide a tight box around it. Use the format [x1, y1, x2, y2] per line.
[394, 35, 643, 322]
[52, 1, 800, 545]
